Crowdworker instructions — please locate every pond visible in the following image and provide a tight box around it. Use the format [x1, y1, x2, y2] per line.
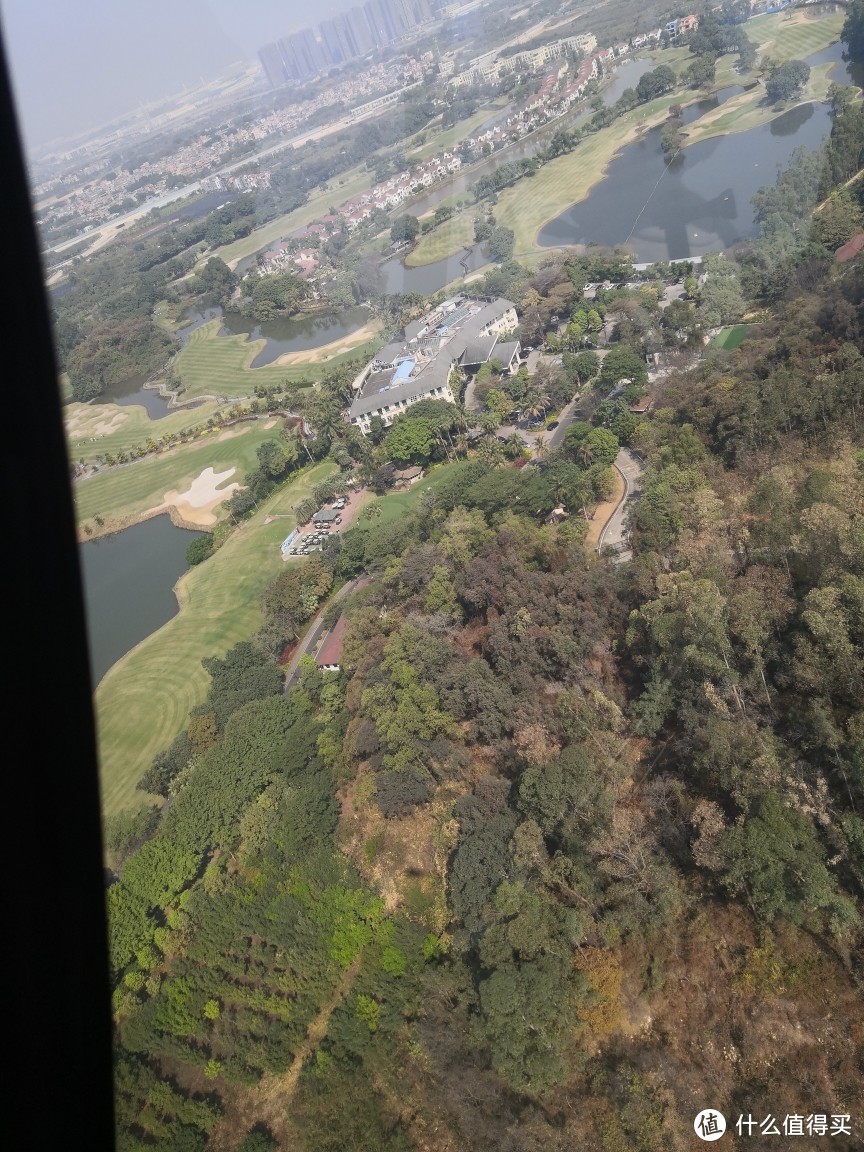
[177, 305, 371, 366]
[378, 244, 490, 296]
[99, 374, 178, 420]
[79, 515, 202, 686]
[218, 305, 371, 366]
[537, 85, 833, 262]
[806, 37, 864, 88]
[601, 58, 657, 108]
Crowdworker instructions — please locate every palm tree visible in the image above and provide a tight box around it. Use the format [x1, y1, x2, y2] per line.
[478, 438, 505, 467]
[532, 434, 550, 460]
[524, 390, 551, 422]
[454, 433, 469, 458]
[504, 433, 526, 460]
[577, 440, 594, 469]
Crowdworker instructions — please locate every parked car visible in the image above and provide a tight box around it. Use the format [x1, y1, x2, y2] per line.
[547, 421, 559, 430]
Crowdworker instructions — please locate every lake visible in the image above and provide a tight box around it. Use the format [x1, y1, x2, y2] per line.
[80, 515, 202, 686]
[537, 89, 833, 261]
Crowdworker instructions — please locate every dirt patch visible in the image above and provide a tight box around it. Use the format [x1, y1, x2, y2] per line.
[147, 466, 240, 528]
[583, 466, 626, 551]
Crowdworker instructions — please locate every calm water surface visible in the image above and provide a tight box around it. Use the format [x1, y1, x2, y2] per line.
[99, 374, 179, 420]
[538, 91, 832, 261]
[178, 305, 370, 366]
[80, 516, 202, 686]
[218, 306, 371, 366]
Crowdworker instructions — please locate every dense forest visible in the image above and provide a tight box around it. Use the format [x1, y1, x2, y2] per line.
[94, 85, 864, 1152]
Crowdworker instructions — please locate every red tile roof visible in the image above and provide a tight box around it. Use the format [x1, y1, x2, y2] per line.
[316, 616, 347, 669]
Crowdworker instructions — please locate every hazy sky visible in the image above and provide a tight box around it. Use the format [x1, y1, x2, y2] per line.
[0, 0, 348, 152]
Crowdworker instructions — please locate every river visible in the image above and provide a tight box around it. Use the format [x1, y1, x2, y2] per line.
[79, 515, 202, 686]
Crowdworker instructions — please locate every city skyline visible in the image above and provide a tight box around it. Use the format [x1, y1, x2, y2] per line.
[258, 0, 446, 86]
[0, 0, 354, 153]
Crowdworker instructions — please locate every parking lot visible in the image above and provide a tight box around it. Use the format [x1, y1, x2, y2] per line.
[283, 493, 352, 557]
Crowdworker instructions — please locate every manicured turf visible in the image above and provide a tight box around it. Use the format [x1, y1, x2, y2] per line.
[209, 105, 509, 270]
[65, 398, 221, 466]
[744, 9, 844, 64]
[712, 324, 748, 350]
[96, 461, 337, 817]
[406, 106, 503, 161]
[174, 319, 376, 400]
[351, 462, 463, 531]
[404, 212, 477, 267]
[684, 61, 837, 145]
[207, 165, 374, 269]
[73, 422, 279, 530]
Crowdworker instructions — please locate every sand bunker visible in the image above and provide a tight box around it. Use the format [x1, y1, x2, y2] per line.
[66, 403, 129, 441]
[274, 321, 378, 366]
[151, 466, 240, 527]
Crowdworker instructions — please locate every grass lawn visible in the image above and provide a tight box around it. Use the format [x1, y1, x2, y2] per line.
[405, 212, 477, 267]
[744, 8, 844, 64]
[206, 164, 374, 270]
[96, 461, 337, 817]
[712, 324, 748, 350]
[65, 398, 221, 466]
[406, 106, 503, 161]
[684, 60, 836, 145]
[351, 462, 463, 532]
[73, 421, 281, 531]
[175, 319, 375, 400]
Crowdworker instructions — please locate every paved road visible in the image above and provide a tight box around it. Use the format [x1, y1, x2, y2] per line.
[282, 577, 361, 691]
[597, 448, 645, 563]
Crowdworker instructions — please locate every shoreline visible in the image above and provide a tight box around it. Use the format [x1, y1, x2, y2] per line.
[78, 502, 218, 544]
[524, 81, 837, 257]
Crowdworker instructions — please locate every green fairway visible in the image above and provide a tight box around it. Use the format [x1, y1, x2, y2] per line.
[405, 212, 477, 267]
[684, 61, 836, 145]
[65, 398, 221, 466]
[406, 106, 503, 161]
[712, 324, 748, 351]
[96, 461, 336, 817]
[744, 9, 844, 64]
[206, 165, 375, 270]
[73, 421, 280, 531]
[174, 319, 376, 400]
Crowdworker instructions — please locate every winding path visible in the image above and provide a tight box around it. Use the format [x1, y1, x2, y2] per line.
[597, 447, 645, 563]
